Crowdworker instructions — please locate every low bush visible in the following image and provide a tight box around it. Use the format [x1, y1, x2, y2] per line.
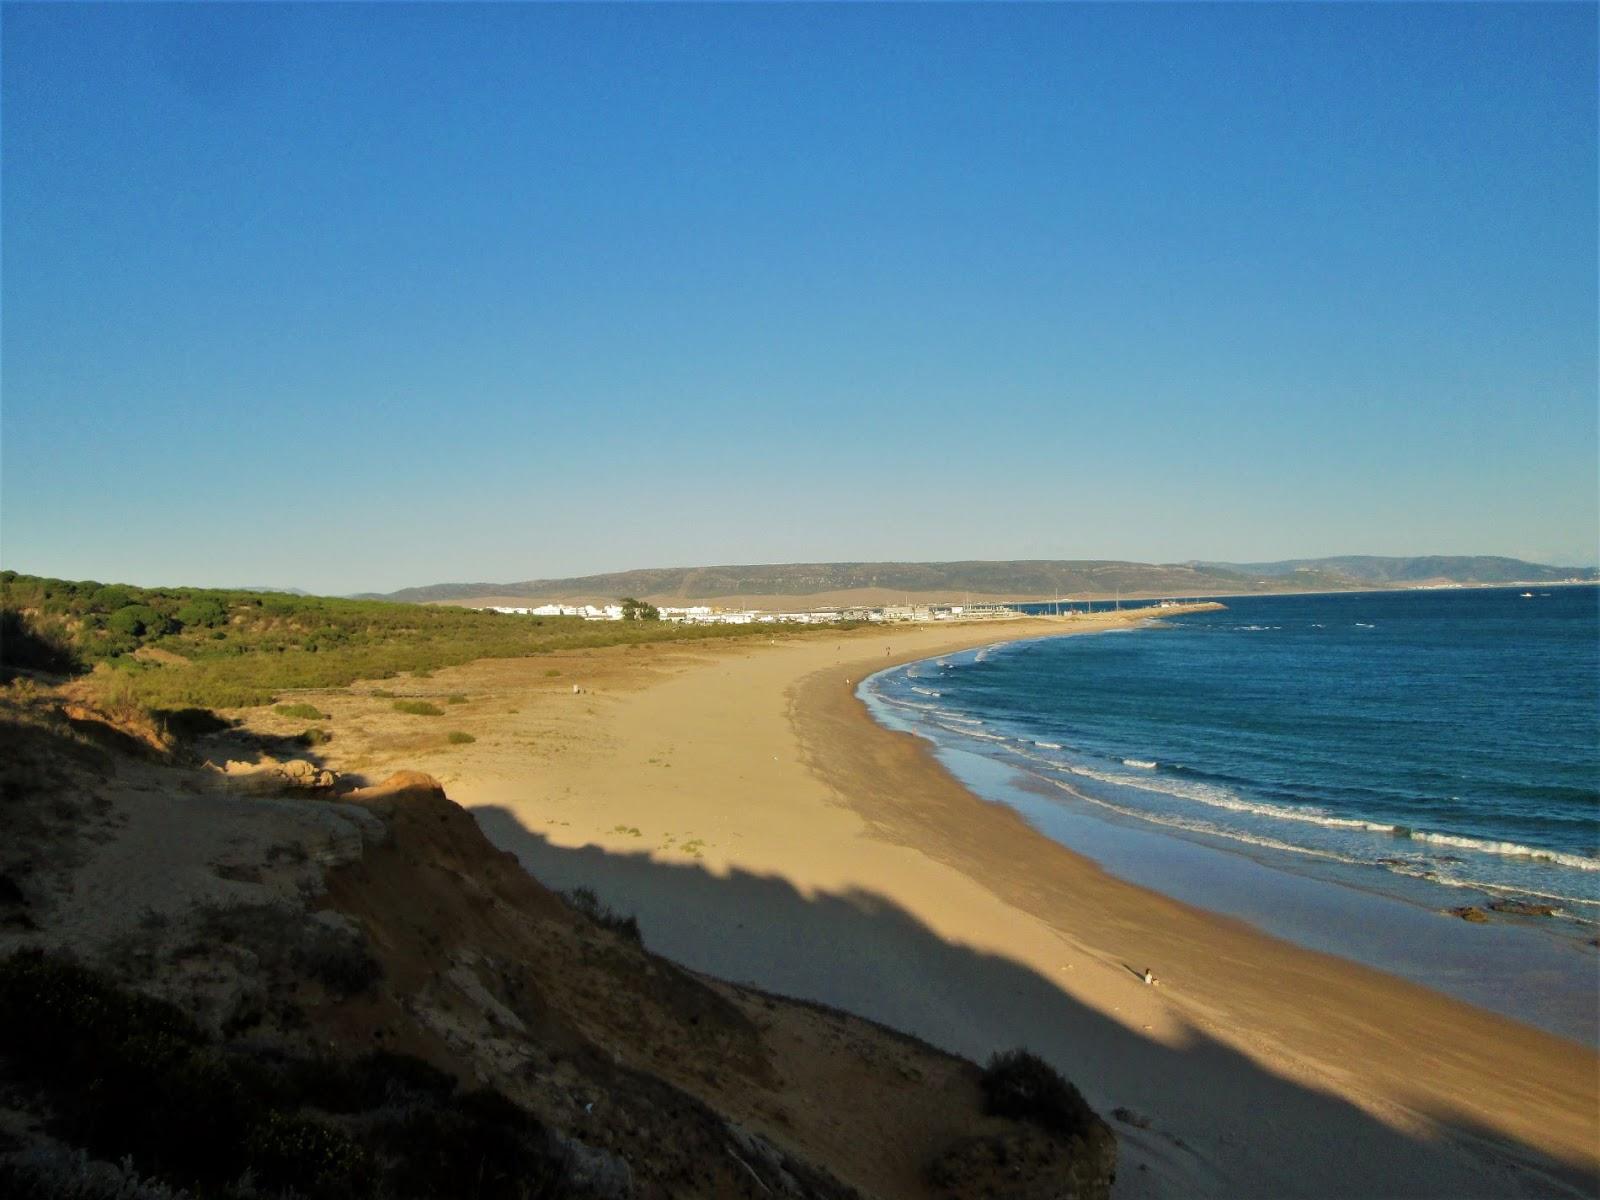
[978, 1048, 1095, 1139]
[288, 1049, 456, 1114]
[197, 904, 380, 997]
[447, 731, 476, 745]
[0, 609, 81, 675]
[0, 950, 570, 1198]
[107, 605, 173, 639]
[155, 707, 234, 737]
[296, 727, 333, 748]
[246, 1111, 372, 1199]
[393, 700, 443, 717]
[376, 1086, 564, 1200]
[175, 597, 227, 628]
[447, 694, 468, 704]
[275, 702, 330, 720]
[561, 886, 642, 944]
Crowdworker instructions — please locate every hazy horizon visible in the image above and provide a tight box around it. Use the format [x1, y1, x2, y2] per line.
[4, 4, 1595, 595]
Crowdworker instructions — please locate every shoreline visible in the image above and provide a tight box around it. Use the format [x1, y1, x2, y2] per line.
[283, 612, 1599, 1197]
[857, 645, 1600, 1045]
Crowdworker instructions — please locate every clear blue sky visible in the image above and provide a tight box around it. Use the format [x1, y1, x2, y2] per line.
[3, 2, 1595, 594]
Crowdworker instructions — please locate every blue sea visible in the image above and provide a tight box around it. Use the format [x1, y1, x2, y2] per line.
[862, 585, 1600, 1040]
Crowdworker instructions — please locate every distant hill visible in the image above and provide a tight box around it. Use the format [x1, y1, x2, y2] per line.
[1201, 556, 1598, 586]
[360, 556, 1597, 607]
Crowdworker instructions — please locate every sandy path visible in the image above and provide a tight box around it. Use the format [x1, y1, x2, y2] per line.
[300, 616, 1599, 1199]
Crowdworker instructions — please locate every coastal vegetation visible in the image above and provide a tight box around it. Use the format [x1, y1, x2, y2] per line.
[275, 703, 330, 720]
[980, 1048, 1097, 1139]
[618, 596, 660, 621]
[560, 886, 642, 944]
[392, 700, 444, 717]
[0, 572, 813, 714]
[0, 950, 571, 1199]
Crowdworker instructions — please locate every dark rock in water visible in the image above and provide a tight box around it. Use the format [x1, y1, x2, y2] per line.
[1488, 900, 1556, 918]
[1389, 826, 1412, 839]
[1112, 1106, 1151, 1129]
[1449, 906, 1490, 923]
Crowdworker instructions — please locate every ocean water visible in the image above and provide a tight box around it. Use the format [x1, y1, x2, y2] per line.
[862, 586, 1600, 1037]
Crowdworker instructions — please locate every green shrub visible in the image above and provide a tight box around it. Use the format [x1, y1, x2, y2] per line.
[247, 1111, 372, 1199]
[375, 1086, 563, 1200]
[107, 605, 170, 638]
[0, 948, 251, 1185]
[0, 609, 80, 675]
[298, 928, 381, 995]
[296, 727, 333, 748]
[175, 598, 228, 628]
[89, 585, 134, 613]
[447, 731, 476, 745]
[393, 699, 443, 717]
[288, 1050, 457, 1114]
[561, 887, 642, 944]
[275, 702, 330, 720]
[155, 707, 234, 738]
[979, 1048, 1095, 1139]
[447, 693, 468, 704]
[0, 951, 566, 1197]
[197, 904, 381, 997]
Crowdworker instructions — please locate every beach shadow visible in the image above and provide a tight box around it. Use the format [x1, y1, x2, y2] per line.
[471, 804, 1599, 1200]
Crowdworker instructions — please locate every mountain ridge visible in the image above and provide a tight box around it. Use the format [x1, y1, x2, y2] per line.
[356, 556, 1597, 606]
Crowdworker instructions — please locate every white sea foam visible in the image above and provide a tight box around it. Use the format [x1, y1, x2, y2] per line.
[1054, 762, 1399, 833]
[1420, 873, 1600, 912]
[1406, 831, 1600, 872]
[916, 717, 1599, 881]
[1041, 777, 1360, 864]
[910, 686, 942, 697]
[876, 696, 944, 717]
[936, 722, 1009, 743]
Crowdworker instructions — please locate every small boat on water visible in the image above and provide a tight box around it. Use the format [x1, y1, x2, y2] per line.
[1520, 592, 1535, 598]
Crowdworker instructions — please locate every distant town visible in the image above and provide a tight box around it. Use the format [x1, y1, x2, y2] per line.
[476, 599, 1200, 625]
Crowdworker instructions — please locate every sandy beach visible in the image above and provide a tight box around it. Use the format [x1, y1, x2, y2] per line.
[288, 613, 1599, 1199]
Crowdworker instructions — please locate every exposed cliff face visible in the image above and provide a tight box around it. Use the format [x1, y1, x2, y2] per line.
[0, 689, 1116, 1199]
